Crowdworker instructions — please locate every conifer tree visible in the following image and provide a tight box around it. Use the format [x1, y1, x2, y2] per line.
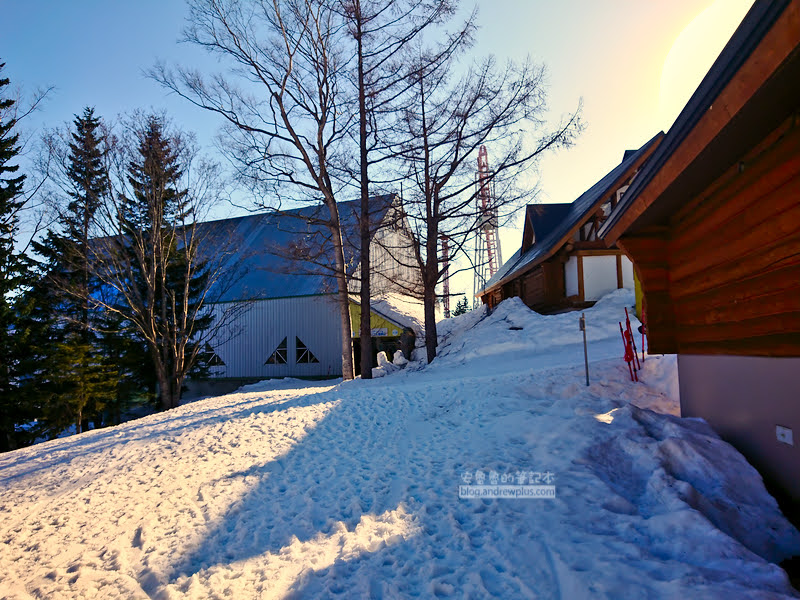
[34, 108, 118, 434]
[0, 61, 35, 450]
[110, 115, 212, 410]
[452, 295, 469, 316]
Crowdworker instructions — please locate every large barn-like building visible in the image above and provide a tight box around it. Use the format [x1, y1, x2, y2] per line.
[477, 133, 663, 313]
[600, 0, 800, 504]
[197, 195, 421, 384]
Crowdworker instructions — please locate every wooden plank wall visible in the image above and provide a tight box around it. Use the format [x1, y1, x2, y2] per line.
[543, 262, 565, 305]
[665, 117, 800, 356]
[619, 234, 676, 352]
[521, 269, 546, 307]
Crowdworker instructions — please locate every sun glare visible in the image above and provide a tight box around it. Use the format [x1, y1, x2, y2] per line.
[659, 0, 755, 131]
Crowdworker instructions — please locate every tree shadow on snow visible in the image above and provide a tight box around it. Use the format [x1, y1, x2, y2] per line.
[164, 377, 448, 590]
[161, 372, 560, 599]
[0, 385, 335, 486]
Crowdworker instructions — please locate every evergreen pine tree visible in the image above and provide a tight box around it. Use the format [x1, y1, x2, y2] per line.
[452, 295, 470, 316]
[0, 61, 36, 451]
[34, 108, 118, 434]
[117, 115, 213, 410]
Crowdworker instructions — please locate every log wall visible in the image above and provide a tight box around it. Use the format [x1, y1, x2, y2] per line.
[622, 117, 800, 356]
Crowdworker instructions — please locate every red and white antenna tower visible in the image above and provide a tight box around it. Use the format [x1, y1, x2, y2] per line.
[473, 145, 503, 302]
[440, 235, 451, 318]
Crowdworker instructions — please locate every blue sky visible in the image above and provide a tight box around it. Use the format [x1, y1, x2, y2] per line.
[5, 2, 215, 148]
[5, 0, 753, 294]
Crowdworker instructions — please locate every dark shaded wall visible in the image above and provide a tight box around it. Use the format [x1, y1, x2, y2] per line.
[679, 355, 800, 500]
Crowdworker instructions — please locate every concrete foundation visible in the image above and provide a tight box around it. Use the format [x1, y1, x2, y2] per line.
[678, 354, 800, 501]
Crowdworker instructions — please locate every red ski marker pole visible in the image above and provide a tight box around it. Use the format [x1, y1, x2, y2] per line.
[620, 322, 635, 382]
[625, 307, 641, 371]
[625, 329, 639, 382]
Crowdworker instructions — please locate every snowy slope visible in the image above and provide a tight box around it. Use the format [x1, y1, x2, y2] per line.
[1, 290, 798, 599]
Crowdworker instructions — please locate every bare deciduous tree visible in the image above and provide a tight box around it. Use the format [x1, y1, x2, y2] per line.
[387, 54, 583, 361]
[338, 0, 462, 377]
[152, 0, 358, 379]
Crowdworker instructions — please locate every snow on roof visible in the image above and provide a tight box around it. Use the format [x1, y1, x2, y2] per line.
[200, 194, 396, 302]
[366, 293, 426, 339]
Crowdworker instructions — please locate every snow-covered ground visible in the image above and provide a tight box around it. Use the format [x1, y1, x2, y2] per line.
[1, 290, 798, 599]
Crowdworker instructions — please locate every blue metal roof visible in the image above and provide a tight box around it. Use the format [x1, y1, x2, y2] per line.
[479, 132, 663, 296]
[523, 203, 573, 249]
[200, 195, 395, 302]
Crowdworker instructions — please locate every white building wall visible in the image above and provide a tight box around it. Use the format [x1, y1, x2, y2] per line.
[621, 255, 634, 289]
[209, 295, 342, 378]
[565, 253, 633, 302]
[357, 218, 421, 297]
[565, 256, 579, 297]
[583, 255, 619, 301]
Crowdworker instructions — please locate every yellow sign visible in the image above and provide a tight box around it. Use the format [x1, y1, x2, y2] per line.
[349, 302, 403, 338]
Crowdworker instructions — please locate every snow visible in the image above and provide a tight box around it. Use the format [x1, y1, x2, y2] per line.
[1, 289, 798, 599]
[371, 351, 400, 378]
[368, 293, 427, 340]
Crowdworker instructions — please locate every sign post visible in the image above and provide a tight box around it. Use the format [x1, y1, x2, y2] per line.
[579, 313, 589, 386]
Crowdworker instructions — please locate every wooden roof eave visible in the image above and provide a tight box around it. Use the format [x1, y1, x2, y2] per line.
[602, 0, 799, 244]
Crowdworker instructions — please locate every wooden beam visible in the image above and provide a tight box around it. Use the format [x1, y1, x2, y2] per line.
[604, 2, 800, 243]
[616, 254, 623, 289]
[572, 247, 622, 256]
[677, 332, 800, 357]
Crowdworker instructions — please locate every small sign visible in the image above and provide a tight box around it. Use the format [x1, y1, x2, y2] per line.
[351, 328, 390, 337]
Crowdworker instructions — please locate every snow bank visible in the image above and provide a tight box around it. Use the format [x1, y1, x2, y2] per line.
[432, 289, 641, 377]
[0, 290, 798, 599]
[635, 353, 680, 414]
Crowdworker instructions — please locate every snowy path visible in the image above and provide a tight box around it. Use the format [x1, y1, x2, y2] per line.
[1, 291, 798, 599]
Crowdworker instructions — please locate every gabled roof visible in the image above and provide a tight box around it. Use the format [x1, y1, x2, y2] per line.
[600, 0, 795, 241]
[520, 203, 572, 254]
[200, 195, 396, 302]
[478, 132, 664, 296]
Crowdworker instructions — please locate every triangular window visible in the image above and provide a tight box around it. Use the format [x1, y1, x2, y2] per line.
[296, 337, 319, 363]
[200, 342, 225, 366]
[265, 337, 288, 364]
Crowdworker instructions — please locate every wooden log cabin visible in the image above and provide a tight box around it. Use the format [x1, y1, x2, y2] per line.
[599, 0, 800, 503]
[477, 132, 663, 313]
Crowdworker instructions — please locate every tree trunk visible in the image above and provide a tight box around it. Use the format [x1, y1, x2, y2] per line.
[337, 281, 355, 380]
[327, 200, 355, 380]
[356, 7, 373, 380]
[424, 204, 440, 363]
[155, 362, 172, 411]
[423, 281, 438, 364]
[173, 383, 180, 409]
